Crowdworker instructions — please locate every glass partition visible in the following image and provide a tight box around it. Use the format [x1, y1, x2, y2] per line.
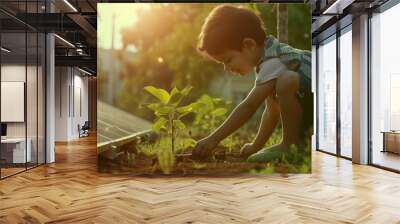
[0, 1, 46, 179]
[1, 31, 28, 178]
[317, 35, 337, 154]
[27, 30, 38, 169]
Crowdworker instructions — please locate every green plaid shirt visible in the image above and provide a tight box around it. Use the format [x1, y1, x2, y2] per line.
[256, 35, 311, 87]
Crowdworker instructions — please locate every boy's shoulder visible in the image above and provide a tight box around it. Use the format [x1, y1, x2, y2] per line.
[257, 35, 309, 72]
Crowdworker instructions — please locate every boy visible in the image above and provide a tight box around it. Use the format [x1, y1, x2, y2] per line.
[192, 4, 312, 163]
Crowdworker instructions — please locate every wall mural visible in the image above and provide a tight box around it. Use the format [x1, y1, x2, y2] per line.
[97, 3, 312, 175]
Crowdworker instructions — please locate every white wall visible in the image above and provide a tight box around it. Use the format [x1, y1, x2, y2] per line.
[55, 66, 69, 141]
[72, 72, 89, 138]
[55, 67, 89, 141]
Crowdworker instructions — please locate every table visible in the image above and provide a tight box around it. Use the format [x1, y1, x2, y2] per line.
[381, 131, 400, 154]
[1, 138, 32, 164]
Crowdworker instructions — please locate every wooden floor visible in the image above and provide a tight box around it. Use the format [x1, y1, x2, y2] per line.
[1, 135, 400, 224]
[1, 167, 26, 178]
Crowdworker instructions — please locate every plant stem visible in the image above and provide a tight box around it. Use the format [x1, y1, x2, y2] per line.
[172, 122, 175, 153]
[170, 114, 175, 153]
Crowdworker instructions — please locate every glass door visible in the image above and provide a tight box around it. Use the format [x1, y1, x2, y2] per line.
[317, 35, 337, 154]
[370, 3, 400, 171]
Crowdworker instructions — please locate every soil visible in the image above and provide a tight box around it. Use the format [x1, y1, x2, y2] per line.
[98, 146, 270, 176]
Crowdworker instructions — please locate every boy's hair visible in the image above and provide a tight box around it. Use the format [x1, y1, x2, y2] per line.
[198, 4, 266, 56]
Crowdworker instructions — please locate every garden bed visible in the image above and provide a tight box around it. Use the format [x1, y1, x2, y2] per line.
[98, 86, 312, 175]
[99, 143, 270, 176]
[97, 132, 309, 176]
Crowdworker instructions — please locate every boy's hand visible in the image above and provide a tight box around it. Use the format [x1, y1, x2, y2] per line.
[240, 143, 259, 158]
[192, 136, 219, 159]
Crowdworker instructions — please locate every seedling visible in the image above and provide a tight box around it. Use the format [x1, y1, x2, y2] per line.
[144, 85, 196, 152]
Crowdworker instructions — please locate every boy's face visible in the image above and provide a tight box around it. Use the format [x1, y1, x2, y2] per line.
[210, 38, 261, 76]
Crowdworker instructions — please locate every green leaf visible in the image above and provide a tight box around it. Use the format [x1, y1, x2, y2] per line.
[169, 87, 184, 106]
[190, 102, 204, 114]
[181, 138, 197, 148]
[180, 86, 193, 96]
[152, 117, 168, 132]
[170, 87, 179, 97]
[212, 98, 223, 104]
[146, 103, 169, 115]
[177, 112, 188, 119]
[211, 108, 227, 117]
[174, 120, 186, 130]
[146, 103, 159, 111]
[176, 103, 196, 119]
[157, 148, 175, 175]
[192, 162, 207, 169]
[144, 86, 170, 104]
[200, 94, 214, 108]
[176, 104, 193, 114]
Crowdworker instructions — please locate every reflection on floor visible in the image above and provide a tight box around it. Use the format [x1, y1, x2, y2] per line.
[373, 150, 400, 171]
[0, 167, 25, 178]
[0, 163, 42, 178]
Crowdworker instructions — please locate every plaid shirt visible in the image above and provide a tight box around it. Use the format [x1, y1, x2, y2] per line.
[256, 35, 311, 83]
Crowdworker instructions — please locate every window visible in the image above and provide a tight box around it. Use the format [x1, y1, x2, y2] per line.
[317, 35, 337, 154]
[370, 2, 400, 171]
[339, 27, 352, 158]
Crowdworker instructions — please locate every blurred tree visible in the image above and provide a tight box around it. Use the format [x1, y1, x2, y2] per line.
[112, 3, 310, 121]
[277, 4, 288, 43]
[287, 4, 311, 50]
[116, 4, 223, 120]
[97, 65, 107, 99]
[250, 3, 311, 50]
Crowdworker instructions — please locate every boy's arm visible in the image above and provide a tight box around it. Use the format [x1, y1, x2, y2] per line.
[193, 80, 276, 158]
[252, 96, 280, 149]
[210, 80, 276, 142]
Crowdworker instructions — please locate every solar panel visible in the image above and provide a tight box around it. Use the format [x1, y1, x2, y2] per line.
[97, 100, 151, 145]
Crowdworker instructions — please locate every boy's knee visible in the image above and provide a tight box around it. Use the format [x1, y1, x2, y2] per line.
[276, 71, 300, 98]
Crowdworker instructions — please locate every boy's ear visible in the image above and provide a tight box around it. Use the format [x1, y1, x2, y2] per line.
[242, 38, 257, 50]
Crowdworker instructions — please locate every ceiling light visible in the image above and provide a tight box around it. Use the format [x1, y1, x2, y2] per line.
[322, 0, 354, 15]
[1, 47, 11, 53]
[54, 34, 75, 48]
[63, 0, 78, 12]
[78, 67, 93, 76]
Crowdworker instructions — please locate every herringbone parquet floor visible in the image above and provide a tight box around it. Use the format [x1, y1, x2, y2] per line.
[1, 135, 400, 224]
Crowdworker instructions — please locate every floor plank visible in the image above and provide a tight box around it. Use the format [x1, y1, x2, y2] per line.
[0, 135, 399, 223]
